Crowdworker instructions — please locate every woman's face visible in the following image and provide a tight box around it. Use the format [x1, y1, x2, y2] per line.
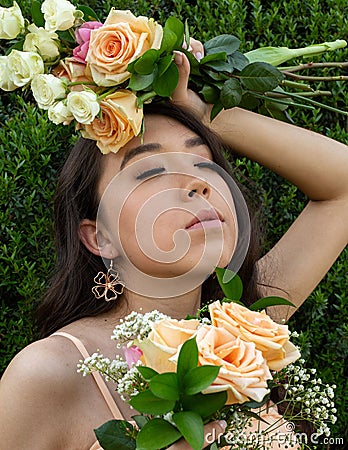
[96, 114, 238, 296]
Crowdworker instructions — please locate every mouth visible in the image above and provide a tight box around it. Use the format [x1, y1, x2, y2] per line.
[185, 208, 224, 231]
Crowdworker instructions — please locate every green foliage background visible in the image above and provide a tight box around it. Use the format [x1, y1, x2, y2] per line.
[1, 0, 347, 445]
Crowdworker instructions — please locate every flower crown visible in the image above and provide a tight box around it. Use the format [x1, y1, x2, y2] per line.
[1, 0, 347, 154]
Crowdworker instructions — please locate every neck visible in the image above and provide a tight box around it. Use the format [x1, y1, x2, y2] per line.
[111, 286, 202, 322]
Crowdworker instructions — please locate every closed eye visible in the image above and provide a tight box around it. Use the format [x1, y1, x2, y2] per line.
[194, 161, 224, 176]
[136, 167, 166, 180]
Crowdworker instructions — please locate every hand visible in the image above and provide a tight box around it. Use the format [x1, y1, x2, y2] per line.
[172, 38, 212, 124]
[168, 420, 227, 449]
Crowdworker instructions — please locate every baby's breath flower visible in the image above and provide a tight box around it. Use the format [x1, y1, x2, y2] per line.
[111, 310, 169, 346]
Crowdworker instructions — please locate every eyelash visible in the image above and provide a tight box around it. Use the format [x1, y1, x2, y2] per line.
[194, 161, 220, 174]
[136, 162, 218, 180]
[136, 167, 166, 180]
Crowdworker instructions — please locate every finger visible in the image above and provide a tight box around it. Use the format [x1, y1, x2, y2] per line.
[172, 51, 191, 103]
[168, 420, 227, 449]
[202, 420, 227, 448]
[189, 37, 204, 61]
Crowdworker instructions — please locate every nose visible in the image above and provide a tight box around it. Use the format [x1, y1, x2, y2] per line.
[184, 178, 211, 200]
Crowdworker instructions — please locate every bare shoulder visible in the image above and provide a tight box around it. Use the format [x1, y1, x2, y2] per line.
[0, 336, 85, 449]
[1, 335, 81, 388]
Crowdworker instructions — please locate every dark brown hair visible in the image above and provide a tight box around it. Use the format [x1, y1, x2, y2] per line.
[36, 102, 262, 338]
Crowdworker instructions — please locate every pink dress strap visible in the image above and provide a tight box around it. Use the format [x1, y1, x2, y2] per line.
[51, 331, 123, 420]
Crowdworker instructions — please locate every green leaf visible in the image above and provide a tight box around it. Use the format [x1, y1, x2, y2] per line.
[204, 34, 241, 56]
[202, 69, 229, 82]
[249, 296, 295, 311]
[31, 1, 45, 27]
[136, 366, 158, 381]
[215, 267, 243, 301]
[242, 393, 270, 409]
[244, 40, 347, 66]
[177, 338, 198, 385]
[77, 5, 100, 21]
[203, 60, 235, 73]
[181, 391, 227, 418]
[228, 51, 249, 71]
[182, 48, 201, 75]
[94, 420, 136, 450]
[134, 49, 159, 75]
[56, 30, 76, 44]
[172, 411, 204, 450]
[220, 78, 243, 108]
[183, 366, 220, 395]
[131, 415, 148, 429]
[157, 54, 174, 77]
[200, 84, 221, 103]
[238, 93, 261, 110]
[128, 390, 175, 415]
[160, 27, 177, 54]
[210, 100, 224, 120]
[128, 71, 157, 91]
[149, 372, 179, 401]
[152, 62, 179, 97]
[136, 418, 182, 450]
[164, 16, 184, 47]
[239, 62, 284, 92]
[200, 52, 227, 65]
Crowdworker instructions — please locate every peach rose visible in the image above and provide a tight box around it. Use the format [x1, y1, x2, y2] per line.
[85, 9, 163, 86]
[52, 57, 94, 91]
[195, 325, 272, 404]
[209, 301, 300, 371]
[136, 318, 200, 373]
[82, 89, 143, 154]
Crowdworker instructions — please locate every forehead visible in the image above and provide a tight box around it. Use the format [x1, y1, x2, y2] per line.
[99, 114, 212, 193]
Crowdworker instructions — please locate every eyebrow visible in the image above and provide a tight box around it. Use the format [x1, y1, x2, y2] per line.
[120, 136, 206, 170]
[120, 143, 161, 170]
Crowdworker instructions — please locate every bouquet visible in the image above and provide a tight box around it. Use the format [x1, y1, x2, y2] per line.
[1, 1, 347, 155]
[78, 268, 337, 450]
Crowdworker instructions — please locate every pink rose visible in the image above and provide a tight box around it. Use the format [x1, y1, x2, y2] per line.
[123, 345, 143, 369]
[73, 21, 103, 64]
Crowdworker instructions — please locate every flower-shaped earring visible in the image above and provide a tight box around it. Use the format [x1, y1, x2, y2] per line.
[92, 260, 125, 302]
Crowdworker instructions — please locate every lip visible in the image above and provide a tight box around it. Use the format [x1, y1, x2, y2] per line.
[185, 208, 224, 230]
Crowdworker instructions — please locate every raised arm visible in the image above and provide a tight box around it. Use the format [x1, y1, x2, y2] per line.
[173, 49, 348, 321]
[210, 108, 348, 321]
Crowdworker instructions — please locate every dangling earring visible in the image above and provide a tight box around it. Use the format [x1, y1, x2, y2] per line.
[92, 260, 125, 302]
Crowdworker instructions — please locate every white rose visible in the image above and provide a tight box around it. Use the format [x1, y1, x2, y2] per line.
[41, 0, 76, 32]
[0, 56, 16, 91]
[23, 24, 60, 61]
[7, 50, 44, 88]
[48, 101, 73, 125]
[31, 74, 66, 110]
[67, 91, 100, 125]
[0, 1, 24, 39]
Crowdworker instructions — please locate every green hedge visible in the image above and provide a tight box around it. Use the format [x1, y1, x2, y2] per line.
[1, 0, 347, 445]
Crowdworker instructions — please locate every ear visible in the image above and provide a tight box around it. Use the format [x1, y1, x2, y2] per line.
[79, 219, 119, 259]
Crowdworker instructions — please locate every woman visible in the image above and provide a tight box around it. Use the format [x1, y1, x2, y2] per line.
[0, 47, 347, 450]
